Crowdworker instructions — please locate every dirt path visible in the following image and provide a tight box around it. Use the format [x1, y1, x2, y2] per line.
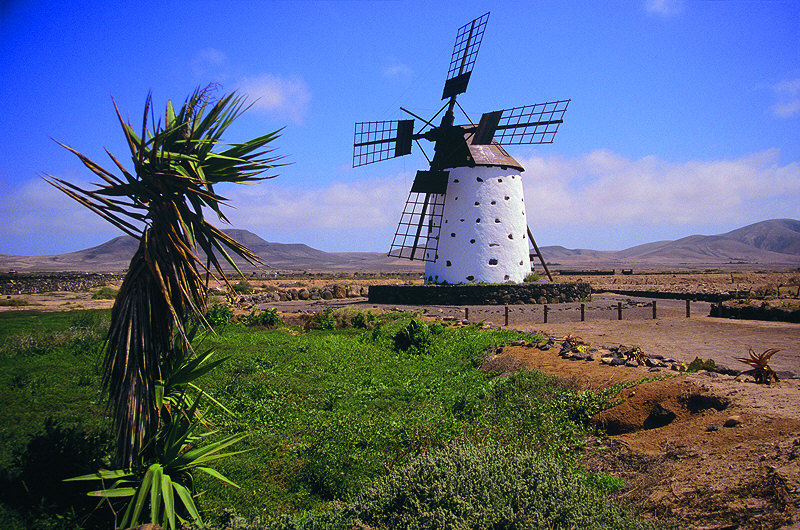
[491, 344, 800, 529]
[521, 296, 800, 375]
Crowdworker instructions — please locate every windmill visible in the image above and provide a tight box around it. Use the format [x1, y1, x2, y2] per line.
[353, 12, 568, 284]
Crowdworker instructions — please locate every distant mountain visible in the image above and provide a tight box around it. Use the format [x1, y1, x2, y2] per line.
[0, 230, 422, 273]
[1, 219, 798, 272]
[722, 219, 800, 255]
[540, 219, 800, 267]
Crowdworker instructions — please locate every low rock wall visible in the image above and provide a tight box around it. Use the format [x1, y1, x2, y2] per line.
[368, 282, 591, 306]
[0, 272, 124, 295]
[599, 289, 733, 303]
[710, 301, 800, 323]
[237, 284, 369, 305]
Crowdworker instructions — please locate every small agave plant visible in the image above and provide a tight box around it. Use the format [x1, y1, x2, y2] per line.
[736, 347, 781, 384]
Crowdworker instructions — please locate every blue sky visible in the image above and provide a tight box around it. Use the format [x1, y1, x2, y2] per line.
[1, 0, 798, 256]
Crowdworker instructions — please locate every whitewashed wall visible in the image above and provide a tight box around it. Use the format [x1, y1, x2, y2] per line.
[424, 165, 531, 284]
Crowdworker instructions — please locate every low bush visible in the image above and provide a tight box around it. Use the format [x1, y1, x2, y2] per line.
[685, 356, 716, 373]
[350, 310, 376, 329]
[232, 279, 254, 294]
[314, 307, 337, 330]
[206, 303, 234, 327]
[240, 307, 283, 327]
[392, 318, 435, 354]
[0, 298, 29, 307]
[90, 286, 118, 300]
[524, 272, 542, 283]
[264, 440, 650, 530]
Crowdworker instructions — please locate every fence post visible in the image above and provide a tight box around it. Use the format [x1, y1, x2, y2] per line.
[652, 300, 657, 319]
[504, 306, 509, 326]
[580, 303, 585, 322]
[686, 299, 691, 318]
[465, 307, 469, 320]
[543, 305, 549, 324]
[617, 302, 622, 320]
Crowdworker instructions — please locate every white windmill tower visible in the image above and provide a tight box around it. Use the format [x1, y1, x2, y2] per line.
[353, 12, 568, 284]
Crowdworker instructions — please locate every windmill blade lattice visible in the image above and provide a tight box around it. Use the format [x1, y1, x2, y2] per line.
[491, 99, 570, 145]
[442, 12, 489, 100]
[353, 119, 414, 167]
[388, 192, 445, 261]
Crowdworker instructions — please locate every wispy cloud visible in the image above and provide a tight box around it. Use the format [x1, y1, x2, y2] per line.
[191, 47, 230, 81]
[768, 78, 800, 118]
[519, 148, 800, 229]
[221, 148, 800, 247]
[383, 63, 412, 80]
[644, 0, 684, 17]
[0, 177, 119, 254]
[224, 174, 409, 232]
[3, 149, 797, 254]
[236, 74, 311, 124]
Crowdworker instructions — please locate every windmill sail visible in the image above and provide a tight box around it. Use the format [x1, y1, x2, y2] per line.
[473, 100, 570, 145]
[442, 12, 489, 100]
[388, 191, 445, 261]
[353, 119, 414, 167]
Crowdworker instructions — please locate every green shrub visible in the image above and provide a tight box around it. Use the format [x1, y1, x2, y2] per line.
[0, 298, 29, 307]
[91, 286, 119, 299]
[392, 318, 434, 354]
[241, 307, 282, 327]
[350, 310, 376, 329]
[232, 279, 254, 294]
[686, 356, 716, 373]
[267, 441, 650, 530]
[206, 303, 234, 327]
[524, 272, 542, 283]
[585, 471, 626, 493]
[258, 307, 282, 327]
[314, 307, 337, 330]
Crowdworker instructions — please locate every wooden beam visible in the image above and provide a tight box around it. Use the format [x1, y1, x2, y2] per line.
[527, 225, 553, 282]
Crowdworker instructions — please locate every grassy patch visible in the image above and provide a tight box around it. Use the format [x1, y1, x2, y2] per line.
[0, 298, 29, 307]
[0, 310, 643, 528]
[90, 285, 118, 299]
[0, 310, 112, 528]
[191, 319, 616, 519]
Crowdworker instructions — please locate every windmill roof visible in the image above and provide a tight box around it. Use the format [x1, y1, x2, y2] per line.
[462, 127, 524, 172]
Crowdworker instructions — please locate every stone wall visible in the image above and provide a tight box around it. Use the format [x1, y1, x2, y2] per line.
[237, 284, 369, 305]
[710, 300, 800, 323]
[368, 282, 591, 306]
[0, 272, 124, 295]
[598, 289, 733, 303]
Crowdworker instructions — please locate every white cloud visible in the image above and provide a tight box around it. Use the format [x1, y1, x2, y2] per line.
[191, 47, 230, 81]
[223, 174, 409, 233]
[383, 63, 412, 80]
[769, 78, 800, 118]
[0, 177, 120, 254]
[4, 149, 797, 254]
[519, 148, 800, 229]
[644, 0, 684, 17]
[198, 149, 800, 248]
[237, 74, 311, 124]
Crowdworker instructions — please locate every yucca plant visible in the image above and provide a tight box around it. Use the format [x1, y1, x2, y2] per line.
[65, 400, 248, 529]
[46, 86, 281, 467]
[736, 347, 781, 384]
[48, 86, 281, 527]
